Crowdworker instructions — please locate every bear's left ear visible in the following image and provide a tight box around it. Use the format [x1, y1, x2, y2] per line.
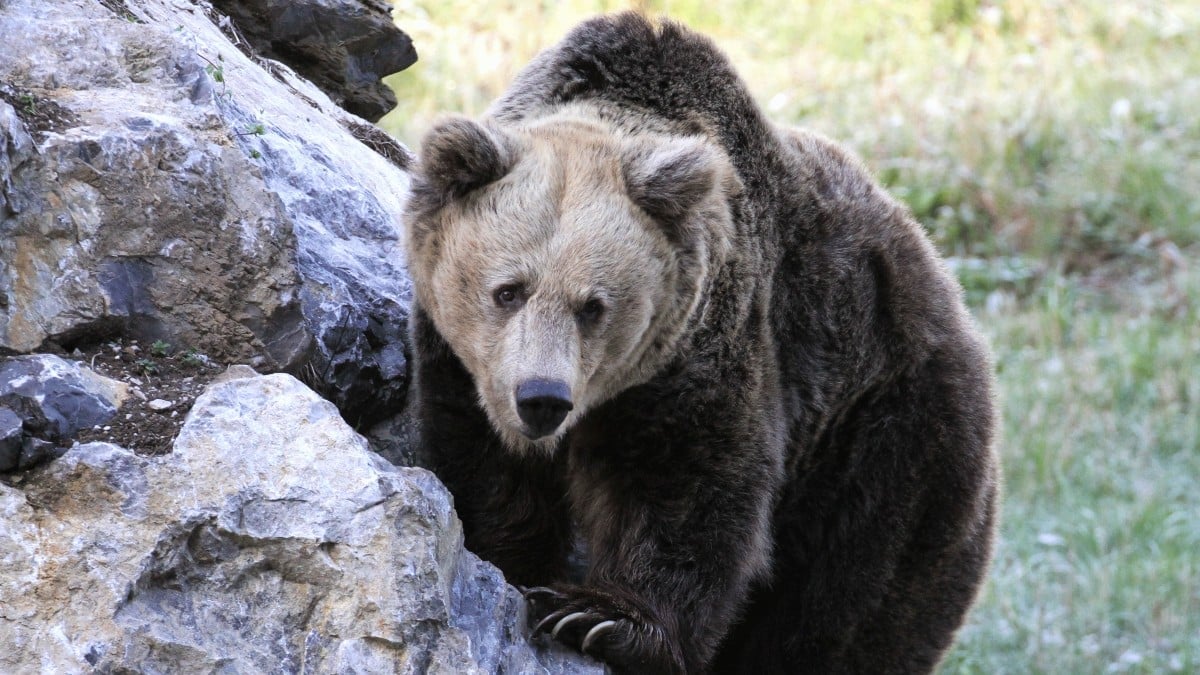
[623, 137, 727, 240]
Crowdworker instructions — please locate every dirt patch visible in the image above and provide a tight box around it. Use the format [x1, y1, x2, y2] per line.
[71, 338, 225, 455]
[96, 0, 143, 23]
[344, 119, 412, 169]
[0, 84, 79, 139]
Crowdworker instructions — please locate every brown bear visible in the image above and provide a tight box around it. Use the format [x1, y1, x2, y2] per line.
[404, 12, 999, 675]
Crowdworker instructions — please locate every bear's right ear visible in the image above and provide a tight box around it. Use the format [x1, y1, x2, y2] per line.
[622, 137, 728, 244]
[410, 116, 515, 214]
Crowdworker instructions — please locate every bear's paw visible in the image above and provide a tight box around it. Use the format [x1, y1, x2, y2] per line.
[524, 585, 687, 674]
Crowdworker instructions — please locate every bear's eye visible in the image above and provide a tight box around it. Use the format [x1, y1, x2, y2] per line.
[577, 298, 605, 325]
[493, 284, 525, 310]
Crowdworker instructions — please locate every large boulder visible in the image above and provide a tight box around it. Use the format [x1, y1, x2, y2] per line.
[0, 0, 414, 426]
[0, 371, 603, 673]
[0, 0, 599, 670]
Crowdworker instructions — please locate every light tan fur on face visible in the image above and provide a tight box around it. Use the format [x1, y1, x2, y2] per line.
[409, 109, 735, 453]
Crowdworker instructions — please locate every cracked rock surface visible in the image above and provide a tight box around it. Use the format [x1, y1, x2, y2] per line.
[0, 1, 604, 670]
[0, 372, 603, 673]
[1, 0, 414, 426]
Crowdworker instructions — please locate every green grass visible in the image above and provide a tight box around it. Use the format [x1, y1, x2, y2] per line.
[945, 266, 1200, 673]
[382, 2, 1200, 671]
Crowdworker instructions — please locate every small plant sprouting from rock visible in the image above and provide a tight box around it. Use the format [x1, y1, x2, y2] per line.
[194, 52, 268, 158]
[74, 338, 223, 455]
[131, 342, 208, 375]
[180, 349, 206, 368]
[135, 358, 160, 376]
[234, 122, 266, 159]
[0, 85, 79, 139]
[150, 340, 172, 357]
[200, 53, 228, 99]
[234, 122, 265, 137]
[204, 58, 225, 85]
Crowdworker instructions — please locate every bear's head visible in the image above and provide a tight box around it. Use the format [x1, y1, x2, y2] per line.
[406, 111, 737, 452]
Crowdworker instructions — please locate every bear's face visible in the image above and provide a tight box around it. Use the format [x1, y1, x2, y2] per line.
[407, 112, 735, 452]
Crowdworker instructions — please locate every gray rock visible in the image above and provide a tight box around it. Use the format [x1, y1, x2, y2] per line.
[0, 3, 586, 667]
[367, 396, 423, 467]
[0, 88, 36, 217]
[0, 354, 128, 430]
[0, 0, 305, 364]
[0, 0, 414, 424]
[0, 406, 21, 471]
[209, 0, 417, 121]
[0, 353, 128, 443]
[147, 398, 173, 411]
[14, 436, 66, 471]
[0, 372, 603, 674]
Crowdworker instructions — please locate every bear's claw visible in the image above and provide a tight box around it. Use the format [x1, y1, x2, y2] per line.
[529, 606, 579, 638]
[520, 586, 566, 604]
[581, 619, 617, 653]
[550, 611, 591, 639]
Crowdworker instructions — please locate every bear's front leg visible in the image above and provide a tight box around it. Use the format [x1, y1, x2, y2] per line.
[412, 306, 574, 585]
[524, 386, 784, 674]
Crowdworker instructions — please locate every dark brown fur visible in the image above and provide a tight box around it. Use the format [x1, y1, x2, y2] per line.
[407, 13, 999, 674]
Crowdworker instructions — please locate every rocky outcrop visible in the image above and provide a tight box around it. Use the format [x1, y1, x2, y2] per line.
[0, 1, 604, 670]
[210, 0, 417, 121]
[0, 371, 603, 673]
[0, 0, 414, 425]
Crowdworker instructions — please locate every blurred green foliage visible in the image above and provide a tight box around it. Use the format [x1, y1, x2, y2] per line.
[384, 0, 1199, 278]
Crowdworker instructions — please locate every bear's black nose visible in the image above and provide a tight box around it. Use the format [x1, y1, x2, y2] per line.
[515, 379, 573, 438]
